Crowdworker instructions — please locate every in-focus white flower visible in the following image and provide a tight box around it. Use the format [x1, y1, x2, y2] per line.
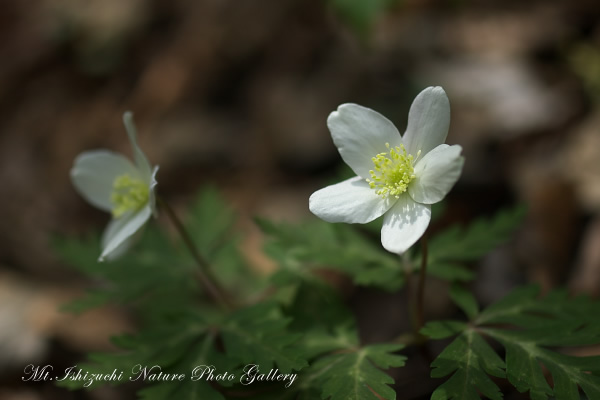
[309, 87, 464, 254]
[70, 112, 159, 261]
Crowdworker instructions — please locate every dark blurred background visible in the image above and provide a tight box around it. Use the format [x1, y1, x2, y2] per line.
[2, 0, 600, 398]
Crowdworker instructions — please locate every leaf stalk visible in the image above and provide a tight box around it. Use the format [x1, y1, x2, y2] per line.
[157, 196, 232, 309]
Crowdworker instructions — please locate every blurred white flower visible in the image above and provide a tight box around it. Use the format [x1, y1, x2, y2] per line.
[70, 112, 158, 261]
[309, 87, 464, 254]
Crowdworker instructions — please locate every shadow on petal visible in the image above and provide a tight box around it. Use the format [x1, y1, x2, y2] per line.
[381, 196, 432, 254]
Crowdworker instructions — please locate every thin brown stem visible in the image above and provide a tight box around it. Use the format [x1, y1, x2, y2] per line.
[157, 196, 232, 309]
[415, 235, 428, 333]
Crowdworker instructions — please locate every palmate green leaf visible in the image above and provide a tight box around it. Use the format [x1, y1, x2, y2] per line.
[228, 326, 359, 400]
[59, 302, 312, 399]
[259, 204, 524, 292]
[221, 302, 308, 372]
[449, 284, 479, 320]
[182, 187, 264, 299]
[257, 218, 404, 291]
[55, 228, 199, 320]
[136, 340, 231, 400]
[475, 286, 600, 334]
[138, 375, 225, 400]
[240, 326, 404, 400]
[56, 187, 262, 318]
[243, 387, 321, 400]
[294, 325, 406, 400]
[56, 312, 226, 397]
[283, 281, 354, 332]
[481, 328, 600, 400]
[430, 330, 506, 400]
[424, 286, 600, 400]
[478, 287, 600, 400]
[417, 206, 526, 283]
[184, 187, 236, 256]
[420, 320, 467, 340]
[295, 325, 359, 360]
[314, 343, 406, 400]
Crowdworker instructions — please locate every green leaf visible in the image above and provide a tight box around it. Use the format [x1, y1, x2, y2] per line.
[428, 263, 475, 282]
[54, 228, 200, 320]
[312, 343, 406, 400]
[283, 281, 354, 332]
[478, 288, 600, 400]
[138, 379, 225, 400]
[60, 289, 110, 313]
[449, 285, 478, 320]
[183, 187, 264, 298]
[56, 312, 222, 393]
[295, 325, 359, 360]
[251, 327, 405, 400]
[136, 333, 233, 400]
[239, 327, 357, 399]
[257, 218, 404, 291]
[428, 285, 600, 400]
[55, 187, 262, 318]
[420, 320, 466, 340]
[184, 187, 236, 257]
[431, 330, 505, 400]
[475, 285, 542, 326]
[420, 205, 526, 283]
[221, 303, 308, 372]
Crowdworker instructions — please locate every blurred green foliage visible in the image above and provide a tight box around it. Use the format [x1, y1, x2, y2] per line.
[328, 0, 401, 37]
[55, 187, 599, 399]
[54, 188, 404, 398]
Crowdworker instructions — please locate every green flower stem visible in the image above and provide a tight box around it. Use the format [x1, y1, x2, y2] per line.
[401, 252, 418, 332]
[157, 196, 232, 309]
[415, 235, 428, 333]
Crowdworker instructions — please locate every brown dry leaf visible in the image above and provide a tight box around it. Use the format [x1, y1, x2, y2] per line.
[569, 216, 600, 296]
[562, 108, 600, 213]
[0, 271, 132, 371]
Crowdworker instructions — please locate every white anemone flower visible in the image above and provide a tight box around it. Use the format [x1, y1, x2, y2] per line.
[70, 112, 159, 261]
[309, 87, 464, 254]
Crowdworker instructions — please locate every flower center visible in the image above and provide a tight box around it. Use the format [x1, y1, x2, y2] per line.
[110, 174, 149, 218]
[366, 143, 420, 199]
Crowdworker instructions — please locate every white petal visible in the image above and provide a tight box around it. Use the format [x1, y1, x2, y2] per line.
[100, 215, 135, 261]
[99, 224, 140, 261]
[381, 195, 431, 254]
[328, 104, 403, 179]
[70, 150, 139, 212]
[99, 205, 152, 261]
[123, 111, 153, 181]
[148, 166, 159, 217]
[309, 176, 395, 224]
[409, 144, 464, 204]
[402, 87, 451, 157]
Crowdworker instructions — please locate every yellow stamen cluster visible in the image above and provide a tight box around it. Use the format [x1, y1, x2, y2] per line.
[110, 174, 149, 218]
[367, 143, 419, 199]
